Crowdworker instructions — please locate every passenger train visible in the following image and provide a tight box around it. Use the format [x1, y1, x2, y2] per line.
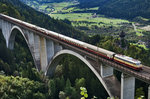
[0, 14, 143, 70]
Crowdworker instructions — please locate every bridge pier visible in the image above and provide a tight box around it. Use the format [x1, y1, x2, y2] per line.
[27, 31, 35, 52]
[121, 73, 135, 99]
[100, 63, 120, 97]
[46, 39, 54, 64]
[8, 31, 16, 50]
[0, 19, 2, 29]
[148, 85, 150, 99]
[54, 42, 62, 54]
[40, 37, 48, 72]
[2, 20, 12, 47]
[34, 34, 41, 70]
[100, 64, 113, 78]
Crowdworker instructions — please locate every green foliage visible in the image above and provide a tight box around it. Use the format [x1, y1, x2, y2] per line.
[59, 91, 66, 99]
[137, 96, 145, 99]
[0, 75, 47, 99]
[75, 78, 85, 90]
[60, 78, 76, 99]
[0, 32, 13, 65]
[33, 91, 46, 99]
[0, 59, 11, 75]
[55, 65, 63, 77]
[80, 87, 88, 99]
[135, 87, 145, 99]
[65, 78, 71, 88]
[48, 80, 56, 98]
[107, 97, 119, 99]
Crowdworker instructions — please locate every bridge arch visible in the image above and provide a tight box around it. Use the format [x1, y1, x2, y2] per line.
[46, 49, 111, 96]
[8, 26, 37, 70]
[8, 26, 27, 49]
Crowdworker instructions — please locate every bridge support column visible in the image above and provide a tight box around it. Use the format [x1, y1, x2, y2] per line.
[121, 73, 135, 99]
[40, 37, 48, 72]
[34, 35, 41, 71]
[54, 42, 62, 54]
[46, 39, 54, 63]
[27, 31, 34, 52]
[148, 85, 150, 99]
[2, 20, 12, 47]
[100, 64, 113, 78]
[8, 31, 16, 50]
[0, 19, 2, 29]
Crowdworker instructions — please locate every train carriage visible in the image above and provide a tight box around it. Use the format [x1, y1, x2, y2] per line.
[83, 43, 115, 60]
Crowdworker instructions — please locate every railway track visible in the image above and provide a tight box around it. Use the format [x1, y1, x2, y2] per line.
[142, 66, 150, 74]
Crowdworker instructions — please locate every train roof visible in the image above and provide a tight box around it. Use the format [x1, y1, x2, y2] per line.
[83, 43, 115, 55]
[98, 47, 115, 55]
[115, 54, 141, 64]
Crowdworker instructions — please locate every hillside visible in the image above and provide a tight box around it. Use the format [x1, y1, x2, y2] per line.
[76, 0, 108, 8]
[97, 0, 150, 19]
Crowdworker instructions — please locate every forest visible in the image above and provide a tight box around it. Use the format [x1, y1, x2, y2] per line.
[0, 0, 150, 99]
[97, 0, 150, 19]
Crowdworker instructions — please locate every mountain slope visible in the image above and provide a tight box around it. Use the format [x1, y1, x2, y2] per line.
[97, 0, 150, 19]
[76, 0, 108, 8]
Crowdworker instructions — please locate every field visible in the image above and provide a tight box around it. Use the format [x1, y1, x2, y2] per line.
[50, 13, 129, 27]
[131, 43, 148, 50]
[135, 29, 144, 36]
